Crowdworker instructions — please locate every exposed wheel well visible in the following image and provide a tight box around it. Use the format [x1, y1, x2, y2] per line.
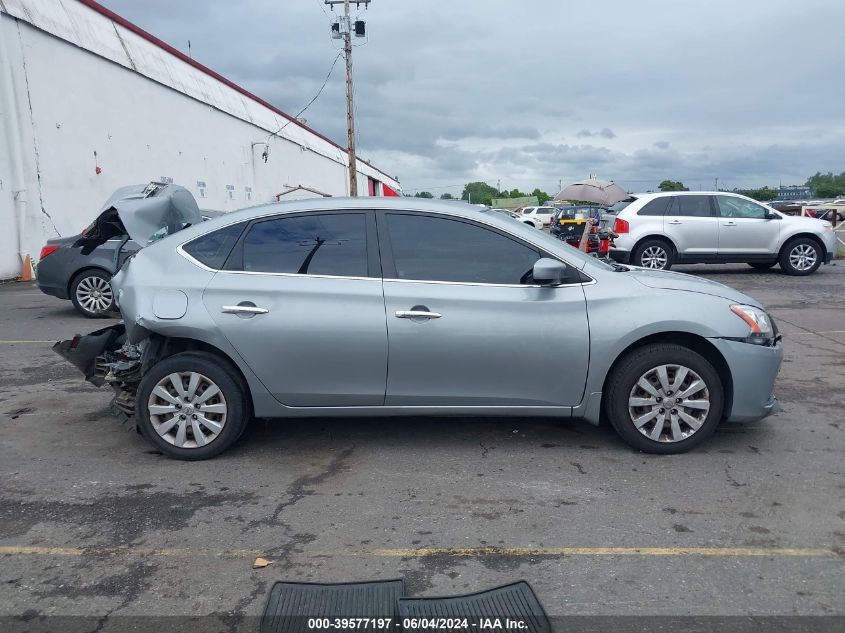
[145, 335, 254, 418]
[601, 331, 733, 420]
[67, 266, 113, 297]
[780, 233, 827, 257]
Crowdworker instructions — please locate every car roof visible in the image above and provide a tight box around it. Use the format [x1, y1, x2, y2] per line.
[632, 190, 749, 200]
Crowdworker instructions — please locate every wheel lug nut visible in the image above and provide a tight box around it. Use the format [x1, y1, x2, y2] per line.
[192, 414, 197, 420]
[659, 409, 665, 414]
[180, 414, 185, 419]
[656, 397, 662, 402]
[671, 409, 677, 414]
[176, 404, 181, 409]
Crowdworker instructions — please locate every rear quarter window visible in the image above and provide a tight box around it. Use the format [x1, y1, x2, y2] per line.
[183, 222, 245, 269]
[637, 197, 672, 216]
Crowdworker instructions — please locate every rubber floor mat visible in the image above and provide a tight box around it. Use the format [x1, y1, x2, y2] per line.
[398, 581, 550, 633]
[261, 579, 405, 633]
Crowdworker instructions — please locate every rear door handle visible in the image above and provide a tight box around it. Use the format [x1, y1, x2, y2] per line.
[221, 305, 269, 314]
[667, 220, 683, 225]
[723, 221, 737, 226]
[395, 310, 442, 319]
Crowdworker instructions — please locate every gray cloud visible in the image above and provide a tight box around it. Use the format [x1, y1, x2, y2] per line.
[101, 0, 845, 194]
[577, 128, 616, 139]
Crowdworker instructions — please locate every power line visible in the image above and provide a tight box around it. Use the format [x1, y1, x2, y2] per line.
[264, 50, 343, 144]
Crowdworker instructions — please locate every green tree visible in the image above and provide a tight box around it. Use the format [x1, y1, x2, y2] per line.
[531, 188, 552, 205]
[733, 186, 777, 202]
[461, 181, 499, 206]
[414, 191, 434, 199]
[440, 193, 454, 199]
[806, 172, 845, 198]
[658, 180, 689, 192]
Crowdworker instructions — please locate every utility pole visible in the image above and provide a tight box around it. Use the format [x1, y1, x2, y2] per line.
[326, 0, 370, 196]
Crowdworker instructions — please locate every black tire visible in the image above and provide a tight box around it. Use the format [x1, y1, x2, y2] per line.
[70, 269, 115, 318]
[632, 238, 674, 270]
[748, 262, 776, 270]
[778, 237, 823, 276]
[605, 343, 724, 454]
[135, 352, 249, 460]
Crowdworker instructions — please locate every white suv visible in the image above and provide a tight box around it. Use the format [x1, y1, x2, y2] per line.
[520, 206, 557, 228]
[608, 191, 837, 275]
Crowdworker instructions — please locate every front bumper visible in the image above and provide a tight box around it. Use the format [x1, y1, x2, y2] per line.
[608, 249, 632, 264]
[708, 337, 783, 422]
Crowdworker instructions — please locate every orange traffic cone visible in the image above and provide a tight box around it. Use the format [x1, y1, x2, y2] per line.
[20, 255, 33, 282]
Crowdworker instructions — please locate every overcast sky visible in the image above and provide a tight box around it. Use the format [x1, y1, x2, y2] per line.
[101, 0, 845, 196]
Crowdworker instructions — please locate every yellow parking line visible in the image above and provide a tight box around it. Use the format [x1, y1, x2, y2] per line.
[0, 545, 835, 558]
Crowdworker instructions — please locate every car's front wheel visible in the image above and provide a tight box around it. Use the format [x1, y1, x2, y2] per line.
[779, 237, 822, 276]
[605, 343, 724, 454]
[632, 239, 674, 270]
[70, 269, 115, 318]
[135, 352, 249, 460]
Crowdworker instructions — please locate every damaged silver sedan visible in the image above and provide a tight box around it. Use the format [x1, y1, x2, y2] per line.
[56, 196, 782, 460]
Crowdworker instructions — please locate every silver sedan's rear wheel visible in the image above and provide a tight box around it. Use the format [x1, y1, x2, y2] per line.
[136, 352, 248, 460]
[70, 270, 115, 318]
[147, 371, 228, 449]
[606, 343, 724, 454]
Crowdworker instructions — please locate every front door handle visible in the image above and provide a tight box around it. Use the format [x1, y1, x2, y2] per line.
[723, 221, 737, 226]
[221, 305, 269, 314]
[396, 310, 442, 319]
[667, 220, 683, 225]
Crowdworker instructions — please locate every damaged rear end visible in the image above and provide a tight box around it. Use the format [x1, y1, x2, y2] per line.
[53, 325, 162, 420]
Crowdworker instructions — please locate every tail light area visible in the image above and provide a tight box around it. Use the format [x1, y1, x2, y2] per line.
[614, 218, 630, 234]
[39, 245, 60, 259]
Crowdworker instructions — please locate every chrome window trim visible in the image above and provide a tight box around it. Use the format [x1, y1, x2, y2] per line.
[175, 207, 598, 286]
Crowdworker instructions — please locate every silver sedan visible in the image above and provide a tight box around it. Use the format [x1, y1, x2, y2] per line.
[55, 198, 783, 460]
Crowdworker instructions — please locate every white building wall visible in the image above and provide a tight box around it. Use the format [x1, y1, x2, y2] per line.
[0, 0, 399, 279]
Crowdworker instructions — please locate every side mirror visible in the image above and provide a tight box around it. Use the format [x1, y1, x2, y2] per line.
[533, 257, 568, 285]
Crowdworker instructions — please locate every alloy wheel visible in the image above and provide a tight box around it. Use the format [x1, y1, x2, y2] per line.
[147, 372, 228, 448]
[640, 246, 668, 269]
[627, 364, 710, 443]
[789, 244, 817, 272]
[75, 276, 113, 313]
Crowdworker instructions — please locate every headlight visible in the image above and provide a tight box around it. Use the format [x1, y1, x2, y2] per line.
[730, 304, 775, 344]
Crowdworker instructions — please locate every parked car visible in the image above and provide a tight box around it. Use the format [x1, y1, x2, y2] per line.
[608, 191, 836, 275]
[37, 183, 206, 317]
[493, 208, 542, 229]
[55, 198, 783, 460]
[520, 206, 557, 228]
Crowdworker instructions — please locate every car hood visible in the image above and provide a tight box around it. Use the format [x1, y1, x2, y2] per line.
[74, 183, 201, 254]
[626, 267, 762, 306]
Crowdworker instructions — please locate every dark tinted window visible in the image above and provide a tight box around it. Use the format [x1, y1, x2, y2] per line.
[638, 197, 672, 216]
[673, 196, 714, 217]
[386, 214, 540, 284]
[183, 222, 245, 269]
[242, 213, 367, 276]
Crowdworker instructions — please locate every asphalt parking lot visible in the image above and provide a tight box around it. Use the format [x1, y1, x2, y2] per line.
[1, 264, 843, 627]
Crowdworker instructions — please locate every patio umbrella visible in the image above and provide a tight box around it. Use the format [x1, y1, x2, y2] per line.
[555, 178, 629, 205]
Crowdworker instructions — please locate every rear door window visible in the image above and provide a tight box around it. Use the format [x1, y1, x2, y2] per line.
[672, 196, 715, 217]
[241, 213, 368, 277]
[637, 197, 672, 216]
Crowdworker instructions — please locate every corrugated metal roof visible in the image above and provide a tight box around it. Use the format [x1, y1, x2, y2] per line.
[1, 0, 397, 185]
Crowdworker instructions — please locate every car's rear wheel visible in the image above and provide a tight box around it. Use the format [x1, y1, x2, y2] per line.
[70, 269, 115, 318]
[135, 352, 248, 460]
[748, 262, 776, 270]
[632, 239, 674, 270]
[779, 237, 822, 276]
[605, 343, 724, 454]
